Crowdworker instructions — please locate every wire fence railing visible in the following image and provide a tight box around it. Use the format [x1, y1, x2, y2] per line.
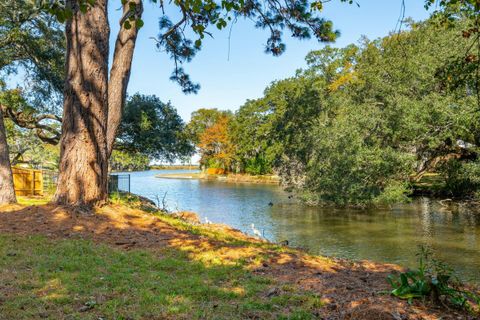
[40, 171, 131, 195]
[42, 170, 58, 194]
[108, 174, 131, 193]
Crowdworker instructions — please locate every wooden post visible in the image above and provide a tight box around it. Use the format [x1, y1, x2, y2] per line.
[32, 170, 35, 196]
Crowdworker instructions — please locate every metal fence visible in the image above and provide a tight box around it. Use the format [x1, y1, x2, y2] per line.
[38, 171, 130, 195]
[42, 170, 58, 194]
[108, 174, 131, 193]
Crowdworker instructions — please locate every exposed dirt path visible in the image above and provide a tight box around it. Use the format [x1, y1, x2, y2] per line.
[0, 204, 476, 319]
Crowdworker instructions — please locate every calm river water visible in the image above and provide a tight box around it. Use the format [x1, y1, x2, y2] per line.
[115, 169, 480, 282]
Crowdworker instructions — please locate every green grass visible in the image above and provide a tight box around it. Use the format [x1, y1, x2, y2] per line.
[16, 195, 52, 206]
[0, 235, 323, 320]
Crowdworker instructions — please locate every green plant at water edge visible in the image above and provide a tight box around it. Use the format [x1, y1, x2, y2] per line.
[387, 246, 480, 313]
[440, 159, 480, 200]
[244, 156, 272, 175]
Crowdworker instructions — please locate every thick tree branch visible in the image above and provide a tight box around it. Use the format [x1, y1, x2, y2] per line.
[107, 0, 143, 157]
[0, 104, 62, 145]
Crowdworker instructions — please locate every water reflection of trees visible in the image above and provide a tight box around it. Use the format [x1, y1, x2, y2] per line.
[265, 198, 479, 280]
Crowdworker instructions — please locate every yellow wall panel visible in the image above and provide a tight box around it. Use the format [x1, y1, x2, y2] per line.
[12, 167, 44, 196]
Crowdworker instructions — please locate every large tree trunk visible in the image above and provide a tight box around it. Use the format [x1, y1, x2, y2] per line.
[107, 0, 143, 157]
[53, 0, 110, 207]
[0, 111, 17, 204]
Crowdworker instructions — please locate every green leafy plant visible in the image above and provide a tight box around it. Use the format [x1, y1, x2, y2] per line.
[440, 159, 480, 199]
[388, 246, 480, 313]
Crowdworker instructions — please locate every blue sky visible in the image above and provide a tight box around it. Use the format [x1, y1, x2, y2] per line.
[111, 0, 432, 121]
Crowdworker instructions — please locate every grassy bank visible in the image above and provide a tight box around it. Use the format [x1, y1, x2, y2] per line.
[0, 195, 477, 319]
[0, 235, 324, 320]
[0, 204, 323, 319]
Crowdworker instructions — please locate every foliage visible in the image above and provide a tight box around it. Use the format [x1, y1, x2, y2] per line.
[188, 17, 479, 203]
[0, 0, 64, 169]
[187, 108, 232, 144]
[37, 0, 342, 93]
[440, 158, 480, 199]
[424, 0, 480, 103]
[244, 156, 272, 175]
[187, 108, 240, 171]
[227, 101, 274, 175]
[388, 246, 480, 313]
[5, 118, 59, 169]
[109, 149, 150, 172]
[304, 112, 415, 206]
[0, 87, 62, 145]
[217, 17, 479, 206]
[228, 75, 323, 178]
[197, 115, 235, 170]
[116, 93, 194, 163]
[0, 0, 64, 109]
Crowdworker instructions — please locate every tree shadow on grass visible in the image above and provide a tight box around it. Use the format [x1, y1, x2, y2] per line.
[0, 204, 475, 319]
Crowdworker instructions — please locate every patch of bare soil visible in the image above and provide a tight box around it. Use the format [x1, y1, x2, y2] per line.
[0, 204, 476, 320]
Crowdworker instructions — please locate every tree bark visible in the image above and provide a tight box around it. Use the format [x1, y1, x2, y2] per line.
[107, 0, 143, 157]
[0, 111, 17, 204]
[53, 0, 110, 207]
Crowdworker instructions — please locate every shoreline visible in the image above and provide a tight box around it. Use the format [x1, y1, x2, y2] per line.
[1, 197, 478, 319]
[150, 165, 200, 170]
[156, 172, 281, 184]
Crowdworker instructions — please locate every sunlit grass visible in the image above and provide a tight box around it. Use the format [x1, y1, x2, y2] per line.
[0, 235, 323, 320]
[16, 195, 52, 206]
[0, 192, 328, 319]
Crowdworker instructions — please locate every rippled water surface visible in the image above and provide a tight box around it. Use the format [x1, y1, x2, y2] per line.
[115, 169, 480, 282]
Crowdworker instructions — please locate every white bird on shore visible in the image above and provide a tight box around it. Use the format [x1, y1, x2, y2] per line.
[251, 223, 262, 238]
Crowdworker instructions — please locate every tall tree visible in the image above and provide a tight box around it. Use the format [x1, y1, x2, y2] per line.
[39, 0, 341, 207]
[0, 110, 16, 204]
[0, 0, 64, 204]
[53, 0, 110, 206]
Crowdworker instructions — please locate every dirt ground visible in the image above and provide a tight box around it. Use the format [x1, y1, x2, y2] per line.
[0, 203, 477, 319]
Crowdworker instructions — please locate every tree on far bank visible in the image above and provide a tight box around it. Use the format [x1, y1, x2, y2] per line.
[186, 108, 232, 144]
[198, 115, 235, 170]
[109, 150, 150, 171]
[114, 93, 194, 169]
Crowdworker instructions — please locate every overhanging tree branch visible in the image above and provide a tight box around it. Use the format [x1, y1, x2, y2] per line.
[0, 104, 62, 145]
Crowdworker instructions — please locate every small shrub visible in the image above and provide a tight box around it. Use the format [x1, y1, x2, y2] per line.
[373, 181, 411, 205]
[244, 156, 271, 175]
[441, 159, 480, 199]
[388, 246, 480, 313]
